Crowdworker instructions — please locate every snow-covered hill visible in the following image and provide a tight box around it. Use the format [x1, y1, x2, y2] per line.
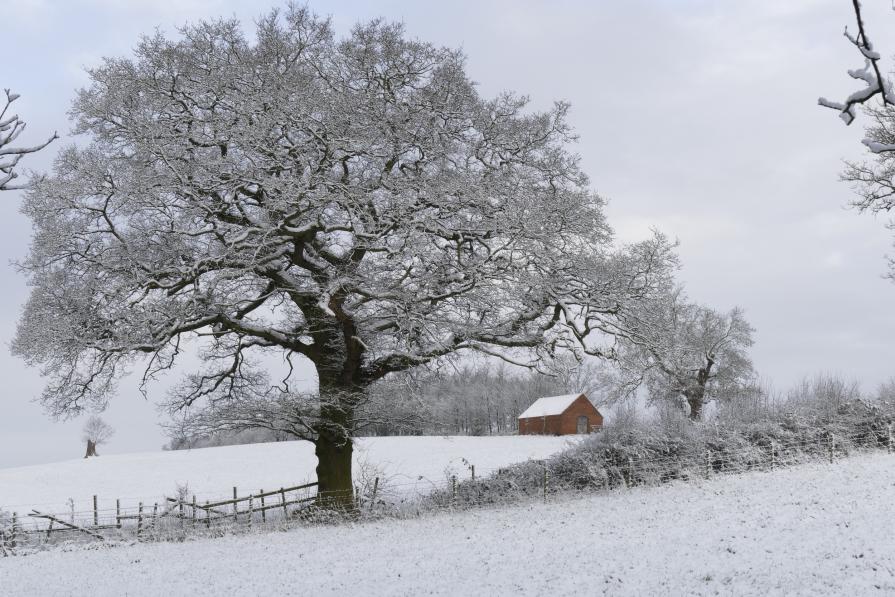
[0, 435, 577, 513]
[4, 451, 895, 596]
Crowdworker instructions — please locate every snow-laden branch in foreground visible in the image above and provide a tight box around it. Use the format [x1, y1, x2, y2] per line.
[818, 0, 895, 151]
[0, 89, 57, 190]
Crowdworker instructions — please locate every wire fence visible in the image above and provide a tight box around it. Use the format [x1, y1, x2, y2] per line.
[0, 481, 322, 554]
[1, 425, 892, 556]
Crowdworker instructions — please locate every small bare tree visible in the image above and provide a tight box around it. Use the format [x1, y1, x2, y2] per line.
[602, 289, 755, 420]
[0, 89, 57, 191]
[786, 373, 862, 415]
[82, 415, 114, 458]
[878, 377, 895, 403]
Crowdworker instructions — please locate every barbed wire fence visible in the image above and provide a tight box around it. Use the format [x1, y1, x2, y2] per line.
[1, 423, 893, 556]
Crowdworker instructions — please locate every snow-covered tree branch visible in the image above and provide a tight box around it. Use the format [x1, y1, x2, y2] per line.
[0, 89, 57, 191]
[820, 2, 895, 280]
[13, 7, 676, 507]
[818, 0, 895, 136]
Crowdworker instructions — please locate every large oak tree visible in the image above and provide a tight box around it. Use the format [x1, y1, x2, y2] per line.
[13, 7, 674, 507]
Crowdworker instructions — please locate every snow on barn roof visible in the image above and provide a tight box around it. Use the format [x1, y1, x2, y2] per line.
[518, 393, 586, 419]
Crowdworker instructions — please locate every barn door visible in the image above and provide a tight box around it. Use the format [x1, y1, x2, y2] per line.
[577, 416, 588, 434]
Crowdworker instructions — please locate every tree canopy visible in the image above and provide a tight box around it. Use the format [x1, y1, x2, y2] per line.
[601, 289, 754, 420]
[13, 6, 675, 503]
[82, 415, 115, 445]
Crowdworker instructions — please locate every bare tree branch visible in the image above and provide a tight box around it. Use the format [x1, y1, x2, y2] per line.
[0, 89, 57, 191]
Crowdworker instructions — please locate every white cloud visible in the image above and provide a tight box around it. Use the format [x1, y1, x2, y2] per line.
[821, 250, 845, 269]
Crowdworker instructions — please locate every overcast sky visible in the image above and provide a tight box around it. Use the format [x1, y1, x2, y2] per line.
[2, 0, 894, 468]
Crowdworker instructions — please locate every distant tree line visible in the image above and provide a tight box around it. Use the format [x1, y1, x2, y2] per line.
[165, 359, 604, 449]
[166, 368, 895, 451]
[362, 360, 604, 436]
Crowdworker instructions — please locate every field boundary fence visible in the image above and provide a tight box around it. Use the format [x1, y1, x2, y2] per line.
[2, 424, 893, 555]
[0, 481, 320, 554]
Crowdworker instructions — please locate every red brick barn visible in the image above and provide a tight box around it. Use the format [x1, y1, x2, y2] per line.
[517, 393, 603, 435]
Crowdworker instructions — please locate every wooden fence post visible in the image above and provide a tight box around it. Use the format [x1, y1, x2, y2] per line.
[829, 432, 835, 464]
[10, 512, 18, 548]
[369, 477, 379, 513]
[204, 501, 211, 529]
[248, 494, 254, 528]
[232, 487, 238, 523]
[471, 465, 475, 481]
[192, 495, 197, 527]
[136, 502, 144, 539]
[260, 490, 266, 523]
[93, 495, 98, 527]
[116, 499, 121, 529]
[280, 487, 287, 519]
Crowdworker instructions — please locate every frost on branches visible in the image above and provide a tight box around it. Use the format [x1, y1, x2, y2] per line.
[0, 89, 57, 191]
[842, 111, 895, 280]
[820, 2, 895, 280]
[601, 290, 754, 420]
[818, 1, 894, 126]
[818, 1, 895, 154]
[12, 8, 675, 507]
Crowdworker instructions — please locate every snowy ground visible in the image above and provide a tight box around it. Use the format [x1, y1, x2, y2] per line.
[0, 435, 576, 513]
[4, 451, 895, 596]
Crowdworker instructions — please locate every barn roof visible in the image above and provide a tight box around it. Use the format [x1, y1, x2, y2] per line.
[518, 393, 586, 419]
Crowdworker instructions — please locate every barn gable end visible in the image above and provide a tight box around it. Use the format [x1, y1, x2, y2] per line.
[518, 393, 603, 435]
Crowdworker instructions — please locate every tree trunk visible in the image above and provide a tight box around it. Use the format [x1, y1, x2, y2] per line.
[84, 439, 97, 458]
[687, 395, 703, 421]
[685, 383, 707, 420]
[314, 432, 354, 510]
[312, 383, 362, 511]
[686, 363, 713, 421]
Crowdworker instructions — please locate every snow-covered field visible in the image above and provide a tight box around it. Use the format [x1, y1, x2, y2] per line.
[4, 451, 895, 596]
[0, 435, 577, 513]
